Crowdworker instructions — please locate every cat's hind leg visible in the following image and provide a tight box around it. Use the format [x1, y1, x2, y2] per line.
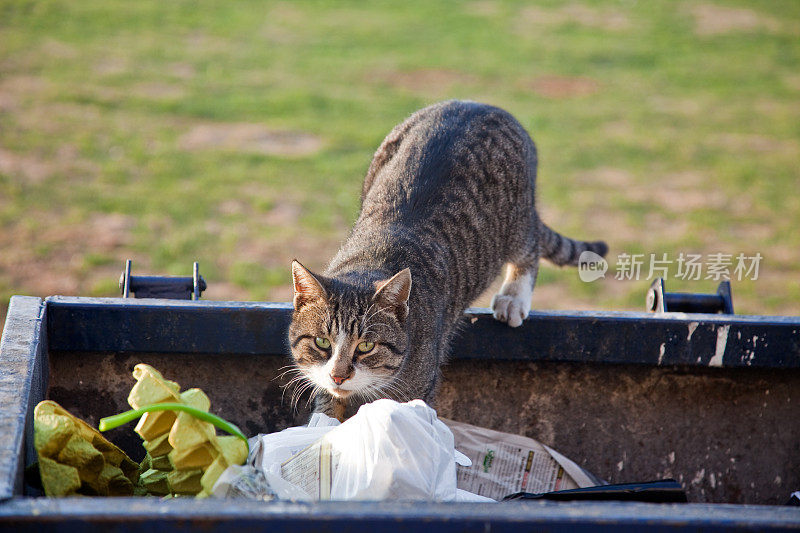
[491, 251, 539, 328]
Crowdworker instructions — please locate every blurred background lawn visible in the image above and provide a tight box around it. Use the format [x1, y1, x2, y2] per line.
[1, 0, 799, 328]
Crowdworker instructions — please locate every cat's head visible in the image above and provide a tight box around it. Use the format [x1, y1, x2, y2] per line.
[287, 260, 412, 404]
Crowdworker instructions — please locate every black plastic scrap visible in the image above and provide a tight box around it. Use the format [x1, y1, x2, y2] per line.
[502, 479, 688, 503]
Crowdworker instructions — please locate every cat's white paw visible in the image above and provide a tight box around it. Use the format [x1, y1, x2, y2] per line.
[491, 293, 530, 327]
[491, 272, 533, 328]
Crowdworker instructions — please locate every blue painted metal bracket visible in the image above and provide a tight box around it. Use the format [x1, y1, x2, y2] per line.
[43, 296, 800, 368]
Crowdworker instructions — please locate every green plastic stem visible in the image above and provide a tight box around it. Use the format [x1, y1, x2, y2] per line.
[98, 403, 248, 452]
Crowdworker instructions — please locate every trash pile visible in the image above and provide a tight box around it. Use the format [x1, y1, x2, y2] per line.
[215, 399, 599, 502]
[33, 363, 601, 501]
[33, 364, 247, 498]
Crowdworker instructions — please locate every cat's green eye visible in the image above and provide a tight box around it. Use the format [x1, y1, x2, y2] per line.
[314, 337, 331, 350]
[356, 341, 375, 353]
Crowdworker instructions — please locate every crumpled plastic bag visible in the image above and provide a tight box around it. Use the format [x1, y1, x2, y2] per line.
[235, 399, 487, 502]
[323, 399, 459, 500]
[247, 412, 338, 476]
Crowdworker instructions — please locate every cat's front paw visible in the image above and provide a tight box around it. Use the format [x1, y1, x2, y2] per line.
[490, 293, 530, 328]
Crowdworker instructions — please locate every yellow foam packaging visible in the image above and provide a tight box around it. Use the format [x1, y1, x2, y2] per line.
[127, 364, 248, 497]
[33, 401, 140, 496]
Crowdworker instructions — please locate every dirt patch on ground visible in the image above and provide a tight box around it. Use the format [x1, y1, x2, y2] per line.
[464, 0, 501, 17]
[0, 75, 48, 111]
[783, 74, 800, 92]
[0, 211, 135, 297]
[518, 4, 631, 31]
[39, 39, 78, 60]
[261, 2, 308, 44]
[87, 213, 135, 250]
[528, 75, 599, 99]
[465, 1, 500, 17]
[374, 68, 477, 94]
[0, 142, 92, 185]
[566, 168, 705, 244]
[615, 170, 731, 215]
[709, 133, 798, 155]
[133, 82, 186, 100]
[602, 120, 635, 139]
[215, 195, 301, 227]
[688, 4, 782, 35]
[578, 168, 730, 216]
[0, 148, 54, 184]
[261, 202, 302, 226]
[169, 63, 196, 80]
[648, 95, 704, 116]
[628, 186, 727, 214]
[202, 281, 252, 302]
[179, 123, 324, 157]
[575, 167, 637, 188]
[93, 57, 129, 77]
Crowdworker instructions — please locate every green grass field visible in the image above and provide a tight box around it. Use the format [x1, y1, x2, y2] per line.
[1, 0, 799, 327]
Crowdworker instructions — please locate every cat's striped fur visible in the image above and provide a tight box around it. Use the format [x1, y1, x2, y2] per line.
[288, 100, 607, 420]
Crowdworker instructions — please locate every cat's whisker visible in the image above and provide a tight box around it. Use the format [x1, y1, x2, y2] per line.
[361, 304, 393, 333]
[359, 304, 374, 333]
[355, 388, 370, 406]
[361, 320, 391, 336]
[359, 384, 378, 404]
[288, 383, 304, 411]
[280, 374, 306, 390]
[275, 367, 303, 382]
[361, 303, 390, 335]
[305, 385, 324, 409]
[291, 379, 315, 412]
[281, 375, 308, 404]
[294, 387, 314, 413]
[376, 376, 412, 403]
[364, 307, 392, 325]
[361, 303, 385, 326]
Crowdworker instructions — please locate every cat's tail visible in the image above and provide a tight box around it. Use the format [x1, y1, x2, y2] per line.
[539, 222, 609, 267]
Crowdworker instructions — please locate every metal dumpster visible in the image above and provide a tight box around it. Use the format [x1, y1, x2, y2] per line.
[1, 294, 799, 531]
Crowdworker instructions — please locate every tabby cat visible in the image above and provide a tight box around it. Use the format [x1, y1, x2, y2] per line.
[287, 100, 607, 421]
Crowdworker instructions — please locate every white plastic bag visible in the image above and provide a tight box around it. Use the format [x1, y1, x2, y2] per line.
[325, 399, 458, 500]
[248, 412, 337, 478]
[248, 399, 478, 501]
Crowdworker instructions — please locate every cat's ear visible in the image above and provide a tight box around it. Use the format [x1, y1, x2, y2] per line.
[372, 268, 412, 321]
[292, 260, 326, 310]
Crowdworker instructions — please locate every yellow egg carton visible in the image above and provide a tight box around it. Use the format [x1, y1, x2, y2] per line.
[127, 364, 248, 497]
[33, 400, 140, 496]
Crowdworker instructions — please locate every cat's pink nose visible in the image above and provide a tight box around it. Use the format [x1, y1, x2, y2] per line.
[331, 375, 349, 386]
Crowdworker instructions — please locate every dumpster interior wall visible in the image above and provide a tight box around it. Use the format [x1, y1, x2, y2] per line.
[46, 350, 798, 505]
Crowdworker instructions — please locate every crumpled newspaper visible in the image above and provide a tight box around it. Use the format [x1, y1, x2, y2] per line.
[210, 465, 277, 500]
